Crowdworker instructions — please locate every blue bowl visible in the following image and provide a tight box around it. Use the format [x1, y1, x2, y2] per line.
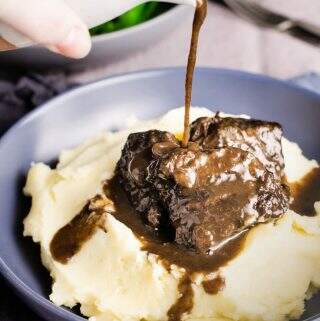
[1, 67, 320, 321]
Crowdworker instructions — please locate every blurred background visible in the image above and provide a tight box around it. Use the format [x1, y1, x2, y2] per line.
[1, 0, 320, 81]
[70, 0, 320, 82]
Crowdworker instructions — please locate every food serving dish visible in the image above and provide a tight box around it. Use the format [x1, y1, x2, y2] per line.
[0, 67, 320, 321]
[0, 5, 192, 69]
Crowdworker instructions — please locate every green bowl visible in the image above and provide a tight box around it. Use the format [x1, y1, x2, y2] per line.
[90, 2, 174, 36]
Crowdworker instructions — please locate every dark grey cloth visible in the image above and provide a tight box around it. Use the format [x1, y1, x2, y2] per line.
[0, 70, 76, 135]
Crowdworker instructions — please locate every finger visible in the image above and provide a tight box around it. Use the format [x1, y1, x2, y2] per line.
[0, 0, 91, 58]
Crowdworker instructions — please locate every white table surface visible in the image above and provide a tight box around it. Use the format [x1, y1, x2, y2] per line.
[72, 0, 320, 83]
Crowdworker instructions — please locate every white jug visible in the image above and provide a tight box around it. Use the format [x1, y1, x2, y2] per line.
[0, 0, 196, 48]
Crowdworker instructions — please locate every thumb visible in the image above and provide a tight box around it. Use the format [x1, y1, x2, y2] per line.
[0, 0, 91, 58]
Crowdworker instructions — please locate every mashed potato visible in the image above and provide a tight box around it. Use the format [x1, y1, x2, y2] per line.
[23, 107, 320, 321]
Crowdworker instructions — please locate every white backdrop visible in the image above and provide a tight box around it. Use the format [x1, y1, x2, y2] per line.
[72, 0, 320, 82]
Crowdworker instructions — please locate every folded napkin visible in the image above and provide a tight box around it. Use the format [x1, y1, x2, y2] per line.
[0, 69, 76, 135]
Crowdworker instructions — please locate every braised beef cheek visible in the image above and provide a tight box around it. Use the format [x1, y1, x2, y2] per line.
[116, 115, 289, 254]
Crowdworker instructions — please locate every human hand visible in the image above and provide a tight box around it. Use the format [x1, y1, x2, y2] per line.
[0, 0, 91, 58]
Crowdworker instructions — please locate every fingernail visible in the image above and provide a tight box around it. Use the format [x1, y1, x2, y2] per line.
[49, 26, 91, 59]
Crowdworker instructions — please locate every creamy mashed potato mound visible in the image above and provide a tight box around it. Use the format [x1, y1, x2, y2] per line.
[23, 107, 320, 321]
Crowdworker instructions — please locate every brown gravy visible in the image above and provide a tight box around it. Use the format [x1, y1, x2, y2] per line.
[108, 174, 241, 321]
[182, 0, 207, 147]
[167, 275, 193, 321]
[50, 195, 112, 264]
[202, 275, 225, 295]
[290, 167, 320, 216]
[108, 175, 247, 273]
[49, 165, 320, 319]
